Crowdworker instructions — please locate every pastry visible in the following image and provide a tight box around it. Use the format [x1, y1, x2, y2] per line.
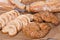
[0, 10, 20, 29]
[2, 14, 33, 36]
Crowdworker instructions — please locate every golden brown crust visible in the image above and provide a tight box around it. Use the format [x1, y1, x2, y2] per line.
[26, 1, 60, 12]
[33, 13, 43, 22]
[26, 1, 46, 12]
[21, 0, 44, 5]
[38, 23, 51, 38]
[22, 22, 51, 38]
[39, 12, 59, 25]
[22, 22, 40, 38]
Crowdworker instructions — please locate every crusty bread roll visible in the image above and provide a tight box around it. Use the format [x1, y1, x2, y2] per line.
[0, 10, 20, 29]
[33, 13, 43, 22]
[22, 22, 51, 38]
[9, 0, 25, 10]
[39, 12, 59, 25]
[26, 1, 60, 12]
[32, 12, 59, 25]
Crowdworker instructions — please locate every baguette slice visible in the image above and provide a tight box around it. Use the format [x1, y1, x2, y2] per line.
[2, 25, 17, 36]
[8, 18, 23, 31]
[2, 14, 33, 36]
[0, 10, 20, 29]
[8, 25, 17, 36]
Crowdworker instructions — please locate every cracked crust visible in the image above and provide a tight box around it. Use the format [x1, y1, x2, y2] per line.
[22, 22, 51, 38]
[21, 0, 44, 5]
[39, 12, 59, 25]
[33, 13, 43, 22]
[26, 1, 60, 12]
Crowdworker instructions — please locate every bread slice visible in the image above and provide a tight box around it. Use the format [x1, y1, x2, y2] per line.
[2, 26, 9, 34]
[8, 25, 17, 36]
[25, 14, 33, 21]
[8, 18, 23, 31]
[21, 0, 45, 5]
[2, 14, 33, 36]
[18, 16, 28, 26]
[22, 22, 51, 38]
[2, 25, 17, 36]
[0, 10, 20, 29]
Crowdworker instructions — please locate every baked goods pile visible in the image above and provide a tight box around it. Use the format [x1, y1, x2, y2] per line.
[0, 0, 60, 39]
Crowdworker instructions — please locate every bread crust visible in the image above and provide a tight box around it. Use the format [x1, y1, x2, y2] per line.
[22, 22, 51, 38]
[39, 12, 59, 25]
[21, 0, 45, 5]
[33, 13, 43, 22]
[26, 1, 60, 12]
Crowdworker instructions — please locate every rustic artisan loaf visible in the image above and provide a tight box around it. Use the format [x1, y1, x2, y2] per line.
[22, 22, 51, 38]
[26, 1, 60, 12]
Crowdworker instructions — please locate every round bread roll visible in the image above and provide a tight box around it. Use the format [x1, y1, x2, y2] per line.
[39, 12, 59, 25]
[22, 22, 51, 38]
[26, 1, 60, 12]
